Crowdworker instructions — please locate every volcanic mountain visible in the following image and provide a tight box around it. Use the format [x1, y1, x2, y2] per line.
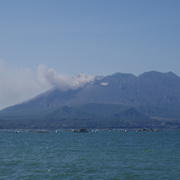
[0, 71, 180, 129]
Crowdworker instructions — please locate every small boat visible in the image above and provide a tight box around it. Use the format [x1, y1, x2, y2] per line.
[35, 130, 49, 133]
[73, 129, 88, 133]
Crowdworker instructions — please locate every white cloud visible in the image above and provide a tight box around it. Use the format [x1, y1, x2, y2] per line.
[0, 61, 50, 110]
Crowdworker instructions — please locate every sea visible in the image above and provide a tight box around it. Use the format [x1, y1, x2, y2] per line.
[0, 129, 179, 180]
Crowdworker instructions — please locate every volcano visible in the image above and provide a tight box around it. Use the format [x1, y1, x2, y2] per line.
[0, 71, 180, 129]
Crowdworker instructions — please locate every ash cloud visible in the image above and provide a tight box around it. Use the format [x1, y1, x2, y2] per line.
[0, 62, 50, 110]
[0, 62, 95, 110]
[38, 64, 95, 91]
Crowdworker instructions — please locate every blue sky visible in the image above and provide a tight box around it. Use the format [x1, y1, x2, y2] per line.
[0, 0, 180, 108]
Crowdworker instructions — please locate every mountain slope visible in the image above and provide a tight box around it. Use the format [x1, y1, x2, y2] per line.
[0, 103, 161, 129]
[0, 71, 180, 128]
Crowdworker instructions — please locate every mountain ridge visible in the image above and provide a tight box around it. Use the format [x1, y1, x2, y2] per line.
[0, 71, 180, 128]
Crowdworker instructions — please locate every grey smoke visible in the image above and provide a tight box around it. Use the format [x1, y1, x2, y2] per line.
[0, 62, 95, 110]
[38, 64, 95, 91]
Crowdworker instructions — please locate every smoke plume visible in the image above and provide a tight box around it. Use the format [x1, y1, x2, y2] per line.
[0, 62, 95, 110]
[38, 64, 95, 91]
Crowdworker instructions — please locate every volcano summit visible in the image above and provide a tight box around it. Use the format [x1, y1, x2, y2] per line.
[0, 71, 180, 129]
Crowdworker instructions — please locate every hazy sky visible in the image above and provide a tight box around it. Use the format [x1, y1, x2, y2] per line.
[0, 0, 180, 109]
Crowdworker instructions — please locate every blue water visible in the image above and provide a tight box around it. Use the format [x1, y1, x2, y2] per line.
[0, 130, 180, 180]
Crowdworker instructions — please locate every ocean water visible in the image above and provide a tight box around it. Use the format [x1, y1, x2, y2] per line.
[0, 129, 179, 180]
